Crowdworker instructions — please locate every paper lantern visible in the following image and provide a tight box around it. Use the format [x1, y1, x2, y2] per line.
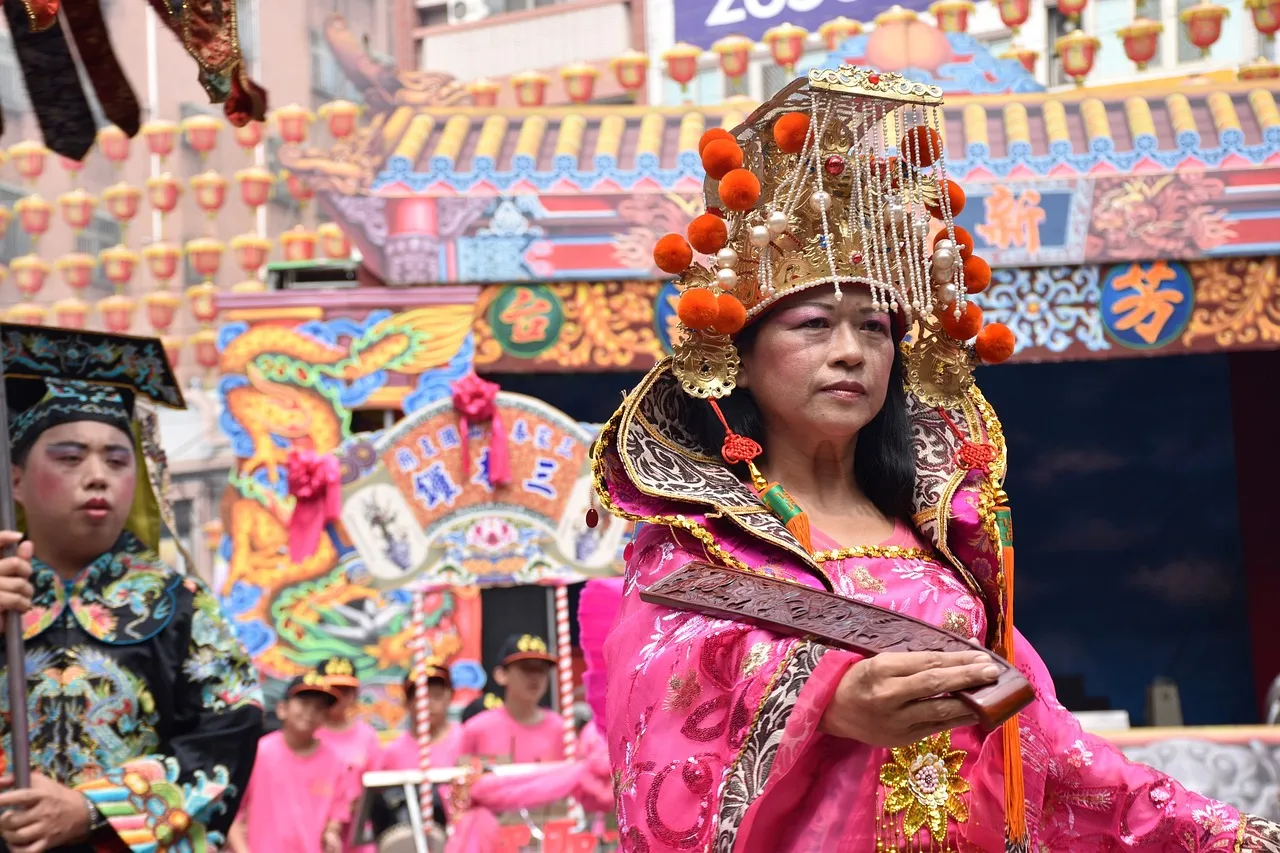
[141, 121, 178, 159]
[1054, 29, 1100, 85]
[147, 174, 182, 215]
[317, 223, 351, 259]
[609, 50, 650, 93]
[1180, 0, 1229, 56]
[58, 189, 97, 232]
[819, 17, 863, 50]
[59, 155, 86, 175]
[182, 115, 223, 157]
[319, 100, 360, 138]
[283, 171, 314, 206]
[466, 78, 501, 108]
[231, 233, 273, 274]
[185, 237, 224, 281]
[233, 120, 265, 152]
[14, 194, 52, 241]
[996, 0, 1032, 33]
[511, 71, 550, 108]
[662, 42, 703, 90]
[1118, 18, 1164, 69]
[999, 44, 1039, 73]
[930, 0, 976, 32]
[712, 35, 754, 80]
[191, 170, 228, 218]
[144, 290, 182, 332]
[6, 304, 47, 325]
[102, 183, 142, 226]
[97, 126, 131, 167]
[55, 253, 97, 293]
[99, 245, 139, 290]
[1239, 56, 1280, 79]
[191, 328, 220, 371]
[10, 255, 50, 298]
[1246, 0, 1280, 40]
[186, 283, 220, 325]
[559, 62, 600, 105]
[232, 279, 267, 292]
[53, 298, 90, 330]
[0, 207, 10, 242]
[143, 242, 182, 284]
[97, 294, 137, 334]
[162, 336, 184, 368]
[280, 225, 318, 262]
[272, 103, 314, 144]
[1057, 0, 1088, 22]
[8, 141, 50, 183]
[763, 22, 809, 74]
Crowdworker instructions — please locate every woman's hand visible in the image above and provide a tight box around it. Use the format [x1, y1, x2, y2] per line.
[820, 650, 1001, 747]
[0, 531, 34, 617]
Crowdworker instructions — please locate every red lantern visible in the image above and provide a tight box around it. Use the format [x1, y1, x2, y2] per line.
[559, 62, 600, 105]
[8, 141, 49, 183]
[319, 100, 360, 139]
[231, 233, 273, 274]
[511, 71, 550, 108]
[182, 115, 223, 157]
[662, 42, 703, 91]
[185, 238, 224, 282]
[58, 189, 97, 232]
[1118, 18, 1164, 69]
[763, 22, 809, 74]
[609, 50, 650, 94]
[14, 195, 52, 241]
[97, 126, 131, 167]
[273, 104, 314, 145]
[712, 35, 753, 81]
[0, 207, 10, 243]
[317, 223, 351, 259]
[283, 171, 314, 206]
[186, 283, 220, 325]
[190, 170, 229, 218]
[819, 16, 864, 50]
[102, 183, 142, 226]
[280, 225, 318, 262]
[99, 245, 139, 291]
[1246, 0, 1280, 40]
[162, 336, 184, 368]
[59, 155, 86, 175]
[999, 44, 1040, 73]
[143, 242, 182, 284]
[147, 174, 182, 215]
[141, 121, 178, 160]
[233, 120, 265, 152]
[466, 78, 501, 108]
[191, 329, 220, 371]
[232, 279, 267, 293]
[1180, 0, 1229, 56]
[97, 295, 137, 334]
[1057, 0, 1088, 22]
[1055, 29, 1100, 85]
[997, 0, 1032, 33]
[10, 255, 50, 298]
[6, 304, 47, 325]
[53, 298, 89, 330]
[144, 290, 182, 332]
[54, 253, 96, 294]
[930, 0, 976, 32]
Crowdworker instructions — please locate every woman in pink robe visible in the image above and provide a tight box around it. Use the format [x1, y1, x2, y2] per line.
[591, 69, 1280, 853]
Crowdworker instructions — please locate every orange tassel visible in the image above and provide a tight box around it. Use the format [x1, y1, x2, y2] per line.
[996, 493, 1028, 848]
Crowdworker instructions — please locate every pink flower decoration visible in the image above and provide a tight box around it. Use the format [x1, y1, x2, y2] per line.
[451, 373, 512, 487]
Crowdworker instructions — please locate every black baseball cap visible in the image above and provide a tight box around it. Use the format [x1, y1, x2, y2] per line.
[498, 634, 556, 667]
[287, 672, 339, 704]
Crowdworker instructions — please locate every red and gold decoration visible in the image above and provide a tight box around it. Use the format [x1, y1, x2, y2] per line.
[819, 16, 863, 50]
[233, 120, 265, 153]
[1054, 29, 1101, 86]
[141, 121, 178, 160]
[97, 294, 137, 334]
[0, 207, 10, 243]
[182, 115, 223, 158]
[662, 42, 703, 92]
[1239, 55, 1280, 79]
[99, 244, 139, 292]
[190, 328, 221, 372]
[466, 78, 501, 108]
[996, 0, 1032, 34]
[14, 194, 52, 242]
[712, 35, 754, 82]
[1180, 0, 1229, 56]
[273, 103, 315, 145]
[319, 100, 360, 139]
[1246, 0, 1280, 40]
[929, 0, 976, 33]
[6, 304, 47, 325]
[20, 0, 57, 32]
[235, 167, 274, 210]
[162, 336, 184, 368]
[54, 252, 96, 294]
[97, 126, 131, 168]
[185, 237, 224, 284]
[53, 298, 90, 330]
[763, 22, 809, 75]
[231, 233, 273, 275]
[144, 290, 183, 333]
[58, 189, 97, 233]
[9, 141, 50, 184]
[1057, 0, 1089, 23]
[1118, 18, 1164, 70]
[143, 242, 183, 286]
[317, 223, 351, 259]
[102, 183, 143, 231]
[511, 71, 551, 108]
[147, 174, 182, 217]
[559, 62, 600, 105]
[10, 255, 50, 299]
[609, 50, 649, 95]
[191, 170, 229, 219]
[999, 44, 1039, 74]
[280, 225, 318, 262]
[283, 170, 315, 207]
[59, 154, 86, 176]
[186, 279, 222, 372]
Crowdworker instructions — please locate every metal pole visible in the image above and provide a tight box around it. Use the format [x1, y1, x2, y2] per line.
[0, 375, 31, 789]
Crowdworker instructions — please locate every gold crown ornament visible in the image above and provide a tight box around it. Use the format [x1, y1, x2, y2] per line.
[653, 66, 1014, 404]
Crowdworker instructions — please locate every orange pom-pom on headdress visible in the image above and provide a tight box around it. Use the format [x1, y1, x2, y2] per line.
[718, 169, 761, 211]
[938, 300, 983, 341]
[975, 322, 1015, 363]
[688, 213, 729, 255]
[698, 128, 735, 155]
[927, 179, 966, 218]
[712, 293, 747, 335]
[702, 138, 744, 181]
[935, 225, 975, 260]
[654, 234, 693, 274]
[773, 112, 810, 154]
[900, 125, 944, 168]
[963, 255, 991, 293]
[677, 288, 720, 331]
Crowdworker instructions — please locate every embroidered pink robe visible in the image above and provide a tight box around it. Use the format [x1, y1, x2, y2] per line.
[605, 520, 1264, 852]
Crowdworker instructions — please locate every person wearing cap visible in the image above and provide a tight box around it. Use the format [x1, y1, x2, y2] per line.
[0, 326, 263, 853]
[379, 659, 460, 773]
[314, 656, 382, 853]
[457, 634, 566, 765]
[229, 674, 357, 853]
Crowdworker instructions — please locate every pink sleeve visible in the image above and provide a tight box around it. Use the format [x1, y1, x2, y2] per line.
[327, 762, 362, 826]
[605, 524, 860, 853]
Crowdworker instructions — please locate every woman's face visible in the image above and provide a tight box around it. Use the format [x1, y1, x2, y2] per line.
[739, 285, 896, 446]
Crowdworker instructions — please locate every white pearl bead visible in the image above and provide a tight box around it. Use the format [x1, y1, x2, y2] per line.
[750, 225, 770, 247]
[716, 267, 738, 288]
[933, 246, 956, 272]
[938, 282, 958, 306]
[767, 210, 789, 236]
[716, 247, 739, 268]
[886, 201, 906, 231]
[810, 191, 831, 214]
[934, 238, 955, 255]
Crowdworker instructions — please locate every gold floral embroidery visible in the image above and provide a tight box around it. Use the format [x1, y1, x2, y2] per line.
[741, 642, 770, 678]
[851, 565, 887, 594]
[879, 731, 970, 848]
[941, 611, 970, 636]
[664, 670, 700, 711]
[812, 544, 931, 563]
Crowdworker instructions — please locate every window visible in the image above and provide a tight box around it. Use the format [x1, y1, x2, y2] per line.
[417, 4, 448, 27]
[663, 66, 722, 108]
[0, 184, 31, 265]
[0, 30, 29, 116]
[238, 0, 260, 71]
[310, 28, 362, 105]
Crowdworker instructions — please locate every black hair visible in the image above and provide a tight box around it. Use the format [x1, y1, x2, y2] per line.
[692, 317, 917, 525]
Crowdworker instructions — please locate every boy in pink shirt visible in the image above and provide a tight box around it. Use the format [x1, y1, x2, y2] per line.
[315, 656, 382, 853]
[229, 674, 357, 853]
[457, 634, 567, 764]
[381, 660, 462, 772]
